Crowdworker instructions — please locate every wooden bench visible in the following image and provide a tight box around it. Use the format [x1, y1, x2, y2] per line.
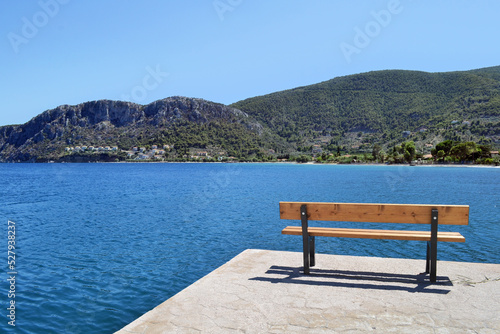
[280, 202, 469, 282]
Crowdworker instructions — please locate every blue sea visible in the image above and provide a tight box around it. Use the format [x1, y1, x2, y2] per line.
[1, 163, 499, 333]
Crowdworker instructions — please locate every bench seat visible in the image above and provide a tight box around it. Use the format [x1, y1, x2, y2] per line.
[282, 226, 465, 242]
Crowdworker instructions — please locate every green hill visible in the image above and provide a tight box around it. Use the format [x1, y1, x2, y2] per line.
[231, 66, 500, 153]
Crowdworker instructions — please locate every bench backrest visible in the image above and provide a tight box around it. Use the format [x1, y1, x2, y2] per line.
[279, 202, 469, 225]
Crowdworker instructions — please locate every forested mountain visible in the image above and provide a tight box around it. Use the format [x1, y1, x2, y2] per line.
[0, 67, 499, 162]
[232, 66, 500, 154]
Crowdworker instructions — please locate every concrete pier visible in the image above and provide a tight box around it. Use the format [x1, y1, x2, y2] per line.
[117, 249, 500, 333]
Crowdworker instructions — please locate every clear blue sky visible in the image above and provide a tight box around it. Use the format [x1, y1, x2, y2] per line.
[1, 0, 499, 126]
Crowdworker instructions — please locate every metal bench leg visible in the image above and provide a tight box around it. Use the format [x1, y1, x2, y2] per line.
[429, 209, 438, 282]
[425, 241, 430, 273]
[310, 236, 315, 267]
[301, 205, 310, 275]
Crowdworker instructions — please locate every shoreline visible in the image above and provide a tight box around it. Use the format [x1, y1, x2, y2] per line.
[2, 160, 498, 168]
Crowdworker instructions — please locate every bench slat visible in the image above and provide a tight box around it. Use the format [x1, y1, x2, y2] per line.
[280, 202, 469, 225]
[282, 226, 465, 242]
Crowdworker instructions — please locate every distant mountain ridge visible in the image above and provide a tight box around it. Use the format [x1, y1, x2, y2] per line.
[1, 66, 499, 162]
[0, 97, 266, 162]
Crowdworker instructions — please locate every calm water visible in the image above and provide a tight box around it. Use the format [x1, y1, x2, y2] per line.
[1, 163, 499, 333]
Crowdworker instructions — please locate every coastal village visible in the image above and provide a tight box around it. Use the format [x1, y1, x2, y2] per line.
[64, 144, 236, 161]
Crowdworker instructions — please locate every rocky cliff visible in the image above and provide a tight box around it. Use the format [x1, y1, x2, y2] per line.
[0, 97, 265, 162]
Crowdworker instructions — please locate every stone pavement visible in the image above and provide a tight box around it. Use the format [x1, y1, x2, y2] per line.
[116, 249, 500, 333]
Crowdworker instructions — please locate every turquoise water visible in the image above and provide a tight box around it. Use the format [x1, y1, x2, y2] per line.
[1, 163, 499, 333]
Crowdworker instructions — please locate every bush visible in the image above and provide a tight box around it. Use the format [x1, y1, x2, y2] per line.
[477, 158, 494, 165]
[296, 155, 311, 163]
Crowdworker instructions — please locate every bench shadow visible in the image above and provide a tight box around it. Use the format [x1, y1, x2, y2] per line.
[249, 265, 453, 294]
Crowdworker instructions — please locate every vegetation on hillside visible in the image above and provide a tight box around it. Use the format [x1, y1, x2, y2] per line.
[430, 140, 496, 164]
[231, 66, 500, 156]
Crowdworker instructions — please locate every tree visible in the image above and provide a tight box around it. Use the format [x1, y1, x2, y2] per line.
[379, 151, 386, 163]
[401, 141, 416, 163]
[435, 140, 454, 156]
[372, 144, 382, 161]
[478, 144, 492, 159]
[437, 150, 445, 161]
[297, 155, 311, 163]
[450, 142, 477, 162]
[430, 148, 436, 159]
